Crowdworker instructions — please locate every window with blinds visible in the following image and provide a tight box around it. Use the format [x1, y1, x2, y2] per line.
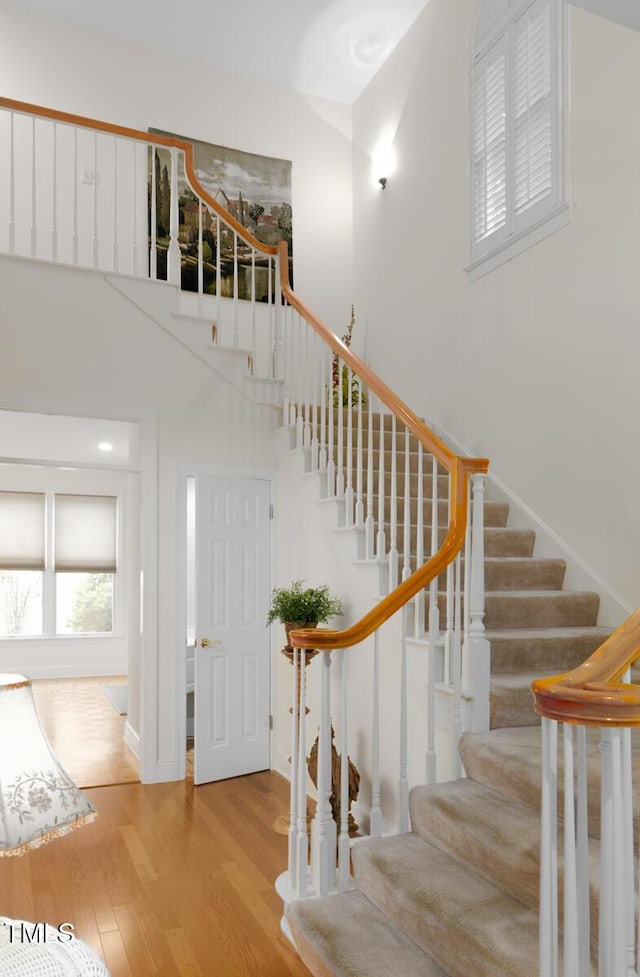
[470, 0, 568, 275]
[0, 490, 117, 638]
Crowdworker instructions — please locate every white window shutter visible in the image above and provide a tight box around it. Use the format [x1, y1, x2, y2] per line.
[514, 0, 554, 215]
[473, 41, 507, 244]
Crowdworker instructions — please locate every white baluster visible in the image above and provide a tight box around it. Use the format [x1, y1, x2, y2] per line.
[376, 407, 386, 563]
[197, 200, 204, 302]
[540, 716, 559, 977]
[610, 730, 626, 977]
[250, 249, 256, 371]
[51, 122, 58, 262]
[327, 353, 336, 494]
[296, 321, 305, 449]
[370, 630, 382, 837]
[355, 384, 364, 528]
[388, 414, 398, 591]
[312, 651, 336, 896]
[310, 335, 319, 471]
[318, 350, 328, 473]
[8, 112, 15, 254]
[111, 137, 118, 272]
[444, 561, 454, 685]
[345, 372, 354, 525]
[575, 726, 590, 977]
[414, 442, 424, 637]
[288, 647, 299, 889]
[303, 326, 311, 450]
[30, 116, 37, 258]
[365, 401, 375, 558]
[402, 428, 411, 584]
[452, 553, 463, 779]
[398, 604, 409, 833]
[149, 146, 157, 279]
[463, 487, 471, 644]
[296, 649, 308, 897]
[426, 455, 439, 785]
[622, 725, 635, 977]
[167, 147, 180, 285]
[215, 214, 221, 326]
[91, 131, 98, 268]
[131, 140, 138, 276]
[338, 649, 350, 891]
[461, 473, 490, 733]
[232, 231, 239, 346]
[336, 365, 345, 497]
[563, 724, 579, 977]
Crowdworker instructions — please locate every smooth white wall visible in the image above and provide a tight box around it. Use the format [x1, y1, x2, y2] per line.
[353, 1, 640, 612]
[0, 1, 354, 332]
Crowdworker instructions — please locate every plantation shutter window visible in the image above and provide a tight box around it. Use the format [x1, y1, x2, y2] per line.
[469, 0, 567, 275]
[514, 0, 554, 217]
[54, 494, 117, 572]
[0, 492, 45, 570]
[473, 40, 507, 244]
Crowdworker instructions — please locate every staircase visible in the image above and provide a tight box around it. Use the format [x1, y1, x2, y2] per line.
[282, 409, 612, 977]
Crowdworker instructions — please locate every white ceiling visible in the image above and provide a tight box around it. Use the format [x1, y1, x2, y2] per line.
[5, 0, 432, 105]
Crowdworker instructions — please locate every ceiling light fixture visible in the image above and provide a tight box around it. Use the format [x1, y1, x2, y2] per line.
[97, 442, 113, 453]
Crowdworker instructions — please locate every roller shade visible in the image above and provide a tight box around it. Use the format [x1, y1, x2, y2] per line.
[0, 492, 45, 570]
[54, 494, 117, 572]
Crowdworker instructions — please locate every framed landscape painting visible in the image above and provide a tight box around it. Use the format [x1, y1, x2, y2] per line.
[149, 128, 293, 300]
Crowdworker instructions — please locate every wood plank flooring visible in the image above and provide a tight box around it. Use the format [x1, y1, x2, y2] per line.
[31, 676, 139, 788]
[0, 772, 312, 977]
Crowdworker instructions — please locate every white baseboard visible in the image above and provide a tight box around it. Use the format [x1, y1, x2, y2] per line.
[124, 720, 140, 760]
[416, 409, 632, 628]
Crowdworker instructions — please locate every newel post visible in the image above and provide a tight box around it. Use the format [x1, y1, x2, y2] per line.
[461, 473, 490, 733]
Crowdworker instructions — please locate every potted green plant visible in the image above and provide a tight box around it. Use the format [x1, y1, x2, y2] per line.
[266, 579, 343, 650]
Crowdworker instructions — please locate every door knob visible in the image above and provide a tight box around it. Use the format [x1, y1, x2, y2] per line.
[199, 637, 221, 648]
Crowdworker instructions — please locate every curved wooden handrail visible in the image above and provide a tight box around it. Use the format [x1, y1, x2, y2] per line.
[0, 96, 277, 258]
[276, 241, 489, 652]
[532, 606, 640, 726]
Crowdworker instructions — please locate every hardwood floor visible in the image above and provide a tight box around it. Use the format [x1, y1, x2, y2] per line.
[31, 676, 139, 788]
[0, 772, 312, 976]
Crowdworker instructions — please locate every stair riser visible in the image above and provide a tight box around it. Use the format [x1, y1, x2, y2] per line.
[489, 631, 608, 673]
[369, 498, 508, 527]
[490, 684, 539, 728]
[377, 527, 536, 557]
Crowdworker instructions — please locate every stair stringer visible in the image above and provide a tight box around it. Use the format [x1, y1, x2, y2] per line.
[106, 274, 283, 406]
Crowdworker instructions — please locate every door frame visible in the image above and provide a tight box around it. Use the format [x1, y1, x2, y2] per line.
[175, 464, 275, 781]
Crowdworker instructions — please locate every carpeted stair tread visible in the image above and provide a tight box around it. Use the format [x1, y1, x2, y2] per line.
[352, 832, 539, 977]
[409, 779, 541, 912]
[488, 626, 612, 673]
[287, 890, 448, 977]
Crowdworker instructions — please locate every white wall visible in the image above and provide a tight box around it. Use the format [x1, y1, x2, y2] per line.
[0, 1, 354, 332]
[353, 1, 640, 613]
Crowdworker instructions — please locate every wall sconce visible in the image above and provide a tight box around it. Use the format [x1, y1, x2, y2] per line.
[378, 176, 388, 190]
[372, 136, 395, 191]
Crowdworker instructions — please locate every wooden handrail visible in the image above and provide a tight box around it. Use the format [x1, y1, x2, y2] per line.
[0, 96, 277, 258]
[532, 606, 640, 726]
[276, 241, 489, 652]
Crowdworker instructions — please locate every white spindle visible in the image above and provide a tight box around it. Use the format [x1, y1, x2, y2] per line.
[426, 454, 439, 783]
[365, 402, 375, 558]
[232, 231, 239, 346]
[288, 647, 299, 888]
[370, 630, 382, 837]
[338, 649, 350, 891]
[444, 561, 454, 685]
[250, 250, 256, 369]
[303, 326, 312, 450]
[310, 335, 319, 471]
[414, 443, 424, 637]
[30, 116, 37, 258]
[355, 385, 364, 528]
[402, 428, 411, 584]
[576, 725, 590, 977]
[452, 553, 463, 778]
[92, 131, 98, 268]
[540, 716, 559, 977]
[149, 146, 157, 279]
[112, 137, 118, 272]
[215, 214, 222, 325]
[273, 260, 283, 381]
[376, 407, 386, 562]
[327, 358, 336, 495]
[336, 366, 345, 497]
[622, 725, 635, 977]
[51, 122, 58, 262]
[167, 147, 180, 285]
[296, 650, 308, 897]
[388, 414, 398, 590]
[312, 651, 336, 896]
[345, 374, 354, 525]
[296, 320, 305, 449]
[318, 350, 328, 472]
[8, 112, 15, 254]
[131, 140, 138, 275]
[197, 200, 204, 300]
[462, 473, 490, 733]
[399, 603, 409, 833]
[563, 724, 579, 977]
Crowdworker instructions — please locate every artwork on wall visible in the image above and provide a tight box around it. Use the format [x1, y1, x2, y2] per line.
[148, 128, 293, 300]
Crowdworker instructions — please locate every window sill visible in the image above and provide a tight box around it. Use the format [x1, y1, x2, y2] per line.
[466, 201, 571, 282]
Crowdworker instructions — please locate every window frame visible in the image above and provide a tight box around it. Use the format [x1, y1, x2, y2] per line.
[468, 0, 570, 280]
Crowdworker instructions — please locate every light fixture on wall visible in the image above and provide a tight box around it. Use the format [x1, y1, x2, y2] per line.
[372, 134, 395, 191]
[378, 175, 388, 190]
[0, 673, 97, 857]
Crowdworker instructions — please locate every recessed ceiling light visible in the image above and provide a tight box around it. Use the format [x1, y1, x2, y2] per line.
[98, 441, 113, 453]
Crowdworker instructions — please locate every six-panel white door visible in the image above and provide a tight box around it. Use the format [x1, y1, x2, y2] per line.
[194, 473, 271, 785]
